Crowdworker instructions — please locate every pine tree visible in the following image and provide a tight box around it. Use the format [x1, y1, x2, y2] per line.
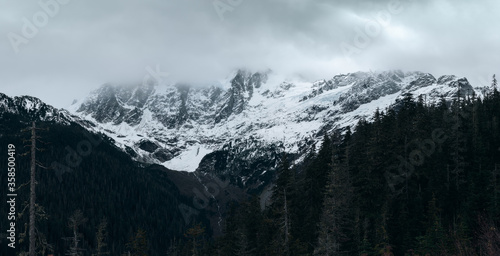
[166, 237, 180, 256]
[492, 74, 498, 90]
[314, 148, 353, 255]
[65, 209, 88, 256]
[270, 154, 295, 256]
[417, 195, 447, 255]
[15, 122, 53, 256]
[29, 122, 37, 256]
[300, 135, 333, 251]
[184, 223, 205, 256]
[127, 228, 149, 256]
[234, 229, 255, 256]
[477, 215, 500, 255]
[94, 217, 109, 256]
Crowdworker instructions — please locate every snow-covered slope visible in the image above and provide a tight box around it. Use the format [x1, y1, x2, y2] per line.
[0, 93, 74, 124]
[68, 70, 485, 174]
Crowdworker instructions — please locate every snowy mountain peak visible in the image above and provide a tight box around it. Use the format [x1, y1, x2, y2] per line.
[68, 70, 479, 173]
[0, 93, 73, 124]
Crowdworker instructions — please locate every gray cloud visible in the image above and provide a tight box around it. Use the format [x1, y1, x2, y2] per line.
[1, 0, 499, 107]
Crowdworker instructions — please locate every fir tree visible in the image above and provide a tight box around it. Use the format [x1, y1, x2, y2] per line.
[94, 217, 109, 256]
[270, 154, 295, 256]
[314, 148, 353, 255]
[493, 74, 498, 90]
[65, 209, 88, 256]
[127, 228, 149, 256]
[184, 223, 205, 256]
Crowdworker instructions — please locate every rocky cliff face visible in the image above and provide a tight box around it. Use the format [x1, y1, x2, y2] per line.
[0, 93, 73, 124]
[67, 69, 484, 189]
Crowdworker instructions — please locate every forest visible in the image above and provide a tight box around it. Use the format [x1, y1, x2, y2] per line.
[1, 87, 499, 255]
[0, 115, 206, 255]
[172, 89, 500, 255]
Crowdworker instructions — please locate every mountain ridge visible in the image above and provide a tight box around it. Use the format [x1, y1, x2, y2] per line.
[66, 70, 484, 175]
[1, 70, 490, 179]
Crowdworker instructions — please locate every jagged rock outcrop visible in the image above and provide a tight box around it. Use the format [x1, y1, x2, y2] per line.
[68, 70, 485, 183]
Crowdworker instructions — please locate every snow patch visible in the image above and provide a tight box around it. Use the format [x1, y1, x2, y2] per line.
[162, 145, 212, 172]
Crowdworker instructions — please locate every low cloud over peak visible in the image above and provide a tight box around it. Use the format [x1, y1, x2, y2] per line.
[1, 0, 499, 107]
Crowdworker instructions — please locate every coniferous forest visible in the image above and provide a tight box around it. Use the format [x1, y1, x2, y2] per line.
[0, 115, 207, 255]
[191, 89, 500, 255]
[1, 89, 500, 255]
[4, 0, 500, 255]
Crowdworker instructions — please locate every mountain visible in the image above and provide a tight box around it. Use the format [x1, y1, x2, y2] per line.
[215, 86, 500, 256]
[0, 70, 495, 254]
[0, 93, 73, 124]
[68, 70, 485, 190]
[0, 92, 250, 255]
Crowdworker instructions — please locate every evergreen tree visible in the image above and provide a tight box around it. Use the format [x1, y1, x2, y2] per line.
[270, 154, 295, 256]
[477, 215, 500, 255]
[417, 195, 447, 255]
[314, 147, 353, 255]
[300, 135, 333, 251]
[94, 217, 109, 256]
[65, 209, 88, 256]
[127, 228, 149, 256]
[184, 223, 205, 256]
[493, 74, 498, 90]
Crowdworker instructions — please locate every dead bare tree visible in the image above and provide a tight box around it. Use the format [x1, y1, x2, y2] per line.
[64, 209, 88, 256]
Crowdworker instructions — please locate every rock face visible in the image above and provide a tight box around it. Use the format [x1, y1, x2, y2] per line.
[215, 70, 268, 123]
[0, 70, 491, 236]
[0, 93, 73, 124]
[68, 69, 485, 190]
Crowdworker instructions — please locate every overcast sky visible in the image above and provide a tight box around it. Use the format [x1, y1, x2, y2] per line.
[1, 0, 499, 108]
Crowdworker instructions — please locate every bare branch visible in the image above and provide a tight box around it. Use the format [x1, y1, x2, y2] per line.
[16, 181, 30, 191]
[36, 162, 49, 169]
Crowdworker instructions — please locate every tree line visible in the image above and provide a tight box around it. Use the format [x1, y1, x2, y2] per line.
[172, 85, 500, 255]
[1, 81, 499, 255]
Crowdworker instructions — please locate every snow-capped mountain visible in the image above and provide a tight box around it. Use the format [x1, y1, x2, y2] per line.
[0, 93, 74, 124]
[68, 70, 484, 182]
